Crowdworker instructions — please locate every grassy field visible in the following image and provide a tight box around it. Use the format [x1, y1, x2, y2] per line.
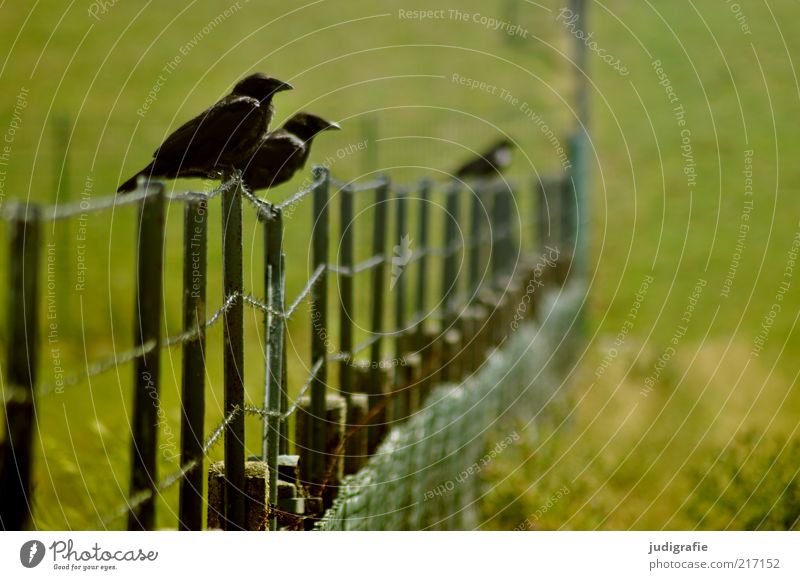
[0, 0, 798, 529]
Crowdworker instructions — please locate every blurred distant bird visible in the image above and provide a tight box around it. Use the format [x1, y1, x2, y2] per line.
[241, 112, 340, 191]
[117, 73, 293, 193]
[454, 138, 514, 179]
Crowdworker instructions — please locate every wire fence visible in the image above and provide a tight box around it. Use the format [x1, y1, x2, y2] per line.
[0, 3, 596, 533]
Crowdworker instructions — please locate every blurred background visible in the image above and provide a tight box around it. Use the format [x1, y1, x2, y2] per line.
[0, 0, 798, 529]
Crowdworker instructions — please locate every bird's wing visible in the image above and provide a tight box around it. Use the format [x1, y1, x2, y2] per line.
[242, 130, 307, 189]
[152, 95, 261, 162]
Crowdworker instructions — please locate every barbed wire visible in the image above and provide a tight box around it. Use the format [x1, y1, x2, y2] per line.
[275, 173, 327, 211]
[37, 258, 327, 397]
[102, 354, 326, 526]
[38, 339, 157, 397]
[244, 356, 323, 421]
[101, 404, 239, 526]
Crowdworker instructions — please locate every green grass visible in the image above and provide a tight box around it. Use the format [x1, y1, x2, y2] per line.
[0, 0, 798, 529]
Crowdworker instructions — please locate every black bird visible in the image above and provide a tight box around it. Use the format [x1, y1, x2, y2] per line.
[241, 112, 340, 191]
[454, 138, 514, 179]
[117, 73, 293, 193]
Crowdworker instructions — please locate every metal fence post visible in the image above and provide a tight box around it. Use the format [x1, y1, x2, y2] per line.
[221, 175, 245, 530]
[279, 255, 288, 456]
[440, 183, 460, 382]
[0, 203, 41, 530]
[367, 177, 389, 453]
[263, 205, 284, 530]
[178, 194, 208, 531]
[128, 182, 165, 530]
[309, 166, 330, 492]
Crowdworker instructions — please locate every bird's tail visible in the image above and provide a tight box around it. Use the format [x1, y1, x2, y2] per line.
[117, 161, 155, 193]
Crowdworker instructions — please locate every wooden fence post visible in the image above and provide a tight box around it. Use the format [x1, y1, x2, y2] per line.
[367, 177, 389, 453]
[309, 166, 330, 492]
[0, 203, 41, 530]
[128, 182, 165, 530]
[178, 194, 208, 531]
[221, 175, 245, 530]
[263, 205, 284, 530]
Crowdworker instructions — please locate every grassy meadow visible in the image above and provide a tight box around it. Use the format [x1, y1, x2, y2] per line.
[0, 0, 798, 529]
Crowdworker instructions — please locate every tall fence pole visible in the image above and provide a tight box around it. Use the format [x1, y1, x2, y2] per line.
[492, 185, 515, 283]
[468, 185, 484, 301]
[392, 189, 408, 420]
[414, 179, 430, 351]
[279, 255, 289, 456]
[440, 184, 460, 382]
[367, 177, 389, 453]
[569, 0, 590, 283]
[339, 185, 354, 402]
[0, 203, 41, 530]
[263, 205, 284, 530]
[178, 194, 207, 531]
[128, 182, 165, 530]
[221, 175, 245, 530]
[309, 166, 330, 492]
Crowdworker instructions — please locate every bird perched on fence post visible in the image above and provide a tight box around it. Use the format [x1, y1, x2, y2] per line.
[453, 138, 514, 180]
[241, 113, 340, 192]
[117, 73, 293, 193]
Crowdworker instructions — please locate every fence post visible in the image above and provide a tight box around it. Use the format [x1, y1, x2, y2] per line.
[339, 184, 365, 472]
[465, 184, 485, 374]
[178, 194, 208, 531]
[440, 183, 460, 382]
[569, 0, 591, 285]
[221, 174, 245, 530]
[414, 179, 430, 352]
[263, 205, 284, 531]
[128, 182, 165, 531]
[339, 185, 354, 402]
[367, 177, 389, 453]
[280, 255, 289, 456]
[0, 203, 41, 530]
[492, 185, 515, 283]
[309, 166, 330, 493]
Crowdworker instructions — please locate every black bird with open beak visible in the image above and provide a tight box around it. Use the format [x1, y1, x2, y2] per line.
[453, 138, 514, 180]
[241, 112, 340, 191]
[117, 73, 293, 192]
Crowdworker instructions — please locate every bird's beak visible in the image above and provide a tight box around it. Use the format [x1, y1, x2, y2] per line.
[277, 81, 294, 92]
[326, 121, 341, 131]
